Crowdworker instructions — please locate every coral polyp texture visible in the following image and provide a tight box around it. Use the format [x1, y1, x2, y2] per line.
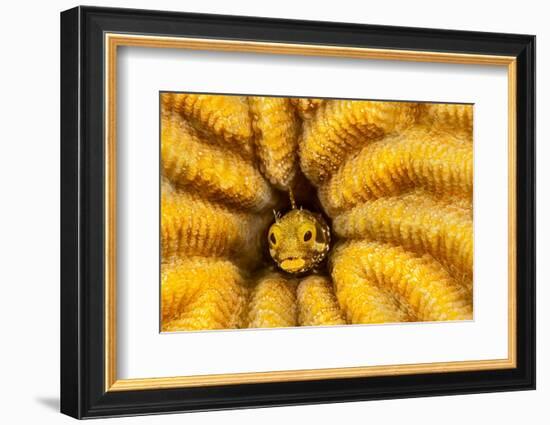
[160, 93, 474, 332]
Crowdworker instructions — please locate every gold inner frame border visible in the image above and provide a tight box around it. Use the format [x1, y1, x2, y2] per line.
[104, 33, 517, 392]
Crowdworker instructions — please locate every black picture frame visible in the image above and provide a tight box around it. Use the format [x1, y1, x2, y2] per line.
[61, 5, 535, 419]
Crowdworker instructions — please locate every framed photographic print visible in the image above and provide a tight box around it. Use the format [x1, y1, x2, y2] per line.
[60, 6, 535, 419]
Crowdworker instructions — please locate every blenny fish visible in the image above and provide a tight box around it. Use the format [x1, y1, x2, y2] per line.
[268, 191, 330, 274]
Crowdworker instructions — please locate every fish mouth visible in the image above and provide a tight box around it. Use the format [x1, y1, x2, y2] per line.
[280, 258, 307, 273]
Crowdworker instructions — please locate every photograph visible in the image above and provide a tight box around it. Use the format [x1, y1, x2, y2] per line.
[160, 93, 474, 332]
[57, 4, 536, 419]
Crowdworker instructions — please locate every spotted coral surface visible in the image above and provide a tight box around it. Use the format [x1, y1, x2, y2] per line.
[161, 94, 473, 331]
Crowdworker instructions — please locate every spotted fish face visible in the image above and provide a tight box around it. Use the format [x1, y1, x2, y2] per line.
[268, 209, 330, 274]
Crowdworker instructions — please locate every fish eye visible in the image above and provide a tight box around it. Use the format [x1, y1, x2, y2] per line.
[299, 223, 316, 243]
[268, 226, 280, 246]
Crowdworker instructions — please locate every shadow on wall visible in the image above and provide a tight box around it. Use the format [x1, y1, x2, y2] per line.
[35, 396, 59, 412]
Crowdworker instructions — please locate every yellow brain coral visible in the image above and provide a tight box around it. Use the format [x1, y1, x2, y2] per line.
[161, 257, 248, 330]
[247, 273, 298, 328]
[160, 93, 473, 331]
[300, 100, 420, 185]
[297, 275, 346, 326]
[249, 96, 300, 190]
[330, 241, 472, 323]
